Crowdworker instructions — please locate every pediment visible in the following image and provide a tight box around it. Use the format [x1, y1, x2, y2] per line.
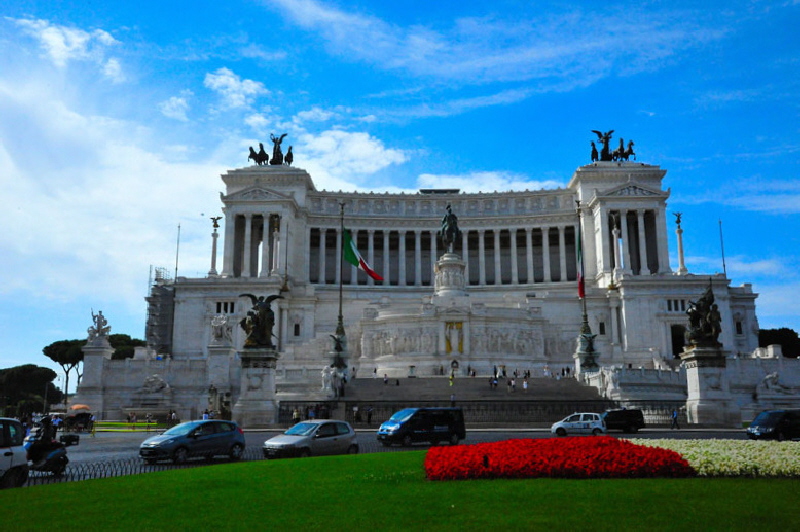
[223, 186, 291, 202]
[600, 182, 666, 198]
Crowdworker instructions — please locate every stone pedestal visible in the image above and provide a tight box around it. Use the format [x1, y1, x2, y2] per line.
[573, 333, 599, 377]
[433, 253, 467, 298]
[72, 339, 115, 416]
[680, 346, 737, 426]
[232, 348, 280, 428]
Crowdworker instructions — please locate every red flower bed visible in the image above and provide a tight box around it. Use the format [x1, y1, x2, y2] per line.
[424, 437, 695, 480]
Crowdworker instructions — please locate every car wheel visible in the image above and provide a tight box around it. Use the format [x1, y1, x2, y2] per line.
[380, 441, 391, 447]
[556, 428, 567, 437]
[229, 444, 244, 461]
[777, 431, 786, 442]
[402, 435, 413, 447]
[347, 445, 359, 454]
[145, 458, 157, 465]
[449, 434, 460, 446]
[628, 425, 639, 434]
[298, 449, 311, 458]
[592, 428, 602, 436]
[430, 439, 440, 446]
[173, 447, 189, 464]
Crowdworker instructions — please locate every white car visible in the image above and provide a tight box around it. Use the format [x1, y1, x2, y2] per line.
[551, 412, 606, 437]
[263, 420, 358, 458]
[0, 417, 29, 489]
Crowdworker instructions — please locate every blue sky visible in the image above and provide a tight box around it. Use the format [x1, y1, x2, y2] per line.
[1, 1, 798, 389]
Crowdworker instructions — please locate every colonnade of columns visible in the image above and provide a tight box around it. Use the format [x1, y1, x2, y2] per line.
[604, 208, 664, 275]
[220, 213, 284, 278]
[307, 225, 579, 287]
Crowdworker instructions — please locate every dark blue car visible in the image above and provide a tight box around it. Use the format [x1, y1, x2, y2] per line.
[139, 419, 245, 464]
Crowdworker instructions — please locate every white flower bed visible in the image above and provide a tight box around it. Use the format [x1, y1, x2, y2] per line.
[631, 439, 800, 477]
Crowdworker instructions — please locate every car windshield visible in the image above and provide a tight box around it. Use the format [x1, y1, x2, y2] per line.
[389, 409, 417, 423]
[752, 411, 783, 426]
[162, 422, 200, 436]
[285, 422, 318, 436]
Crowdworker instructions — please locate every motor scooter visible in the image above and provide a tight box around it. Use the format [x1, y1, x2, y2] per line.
[23, 416, 71, 475]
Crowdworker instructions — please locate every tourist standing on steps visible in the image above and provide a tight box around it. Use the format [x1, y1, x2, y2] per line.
[671, 409, 680, 430]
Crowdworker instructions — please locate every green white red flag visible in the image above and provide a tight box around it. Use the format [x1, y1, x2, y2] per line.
[343, 228, 383, 281]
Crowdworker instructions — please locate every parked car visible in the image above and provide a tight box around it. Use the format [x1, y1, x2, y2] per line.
[746, 409, 800, 441]
[139, 419, 245, 464]
[0, 418, 29, 489]
[263, 420, 358, 458]
[376, 407, 466, 447]
[601, 409, 645, 433]
[551, 412, 605, 436]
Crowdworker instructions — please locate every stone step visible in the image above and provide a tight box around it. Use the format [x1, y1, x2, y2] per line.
[343, 376, 603, 402]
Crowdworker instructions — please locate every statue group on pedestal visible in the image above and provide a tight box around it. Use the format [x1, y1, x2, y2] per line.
[87, 309, 111, 343]
[685, 284, 722, 347]
[590, 130, 635, 162]
[248, 133, 294, 166]
[239, 294, 283, 349]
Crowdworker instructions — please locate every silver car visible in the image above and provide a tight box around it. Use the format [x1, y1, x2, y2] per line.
[263, 420, 358, 458]
[551, 412, 606, 437]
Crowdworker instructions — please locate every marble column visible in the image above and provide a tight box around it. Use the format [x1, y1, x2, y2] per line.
[221, 212, 236, 277]
[478, 229, 486, 286]
[510, 228, 519, 285]
[542, 226, 552, 282]
[242, 214, 252, 277]
[558, 225, 567, 282]
[620, 210, 632, 274]
[493, 229, 502, 285]
[461, 230, 469, 283]
[525, 228, 534, 283]
[398, 230, 407, 286]
[637, 210, 648, 275]
[351, 229, 359, 285]
[414, 230, 422, 286]
[318, 228, 327, 284]
[383, 231, 390, 285]
[260, 215, 271, 277]
[367, 230, 375, 286]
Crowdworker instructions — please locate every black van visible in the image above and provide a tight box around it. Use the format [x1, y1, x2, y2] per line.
[377, 408, 466, 447]
[746, 410, 800, 441]
[601, 409, 645, 433]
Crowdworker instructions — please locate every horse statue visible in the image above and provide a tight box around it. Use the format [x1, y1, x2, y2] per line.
[611, 138, 637, 161]
[248, 143, 269, 165]
[590, 142, 599, 162]
[439, 204, 462, 254]
[284, 146, 294, 166]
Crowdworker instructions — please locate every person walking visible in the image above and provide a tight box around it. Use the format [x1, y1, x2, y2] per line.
[671, 409, 680, 430]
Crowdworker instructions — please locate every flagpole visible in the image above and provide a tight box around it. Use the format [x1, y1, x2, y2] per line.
[336, 202, 346, 338]
[576, 201, 590, 334]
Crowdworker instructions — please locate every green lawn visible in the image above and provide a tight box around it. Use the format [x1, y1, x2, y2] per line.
[2, 451, 798, 531]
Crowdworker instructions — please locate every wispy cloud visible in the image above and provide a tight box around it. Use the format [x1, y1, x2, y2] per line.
[679, 178, 800, 215]
[417, 172, 565, 193]
[159, 91, 193, 121]
[11, 17, 123, 80]
[204, 67, 269, 109]
[264, 0, 723, 87]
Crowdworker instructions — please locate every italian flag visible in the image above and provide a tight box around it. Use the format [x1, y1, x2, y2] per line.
[343, 228, 384, 281]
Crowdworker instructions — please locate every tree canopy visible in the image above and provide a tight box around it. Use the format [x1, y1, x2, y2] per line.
[109, 334, 148, 360]
[759, 328, 800, 358]
[0, 364, 62, 416]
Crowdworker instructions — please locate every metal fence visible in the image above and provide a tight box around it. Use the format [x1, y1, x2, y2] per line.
[23, 446, 267, 487]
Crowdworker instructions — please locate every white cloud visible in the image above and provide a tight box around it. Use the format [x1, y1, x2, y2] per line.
[294, 106, 337, 125]
[159, 92, 193, 121]
[417, 172, 565, 193]
[12, 18, 121, 71]
[102, 58, 125, 83]
[203, 67, 269, 109]
[292, 129, 407, 189]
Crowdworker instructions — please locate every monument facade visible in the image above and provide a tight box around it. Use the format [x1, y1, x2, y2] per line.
[73, 136, 798, 426]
